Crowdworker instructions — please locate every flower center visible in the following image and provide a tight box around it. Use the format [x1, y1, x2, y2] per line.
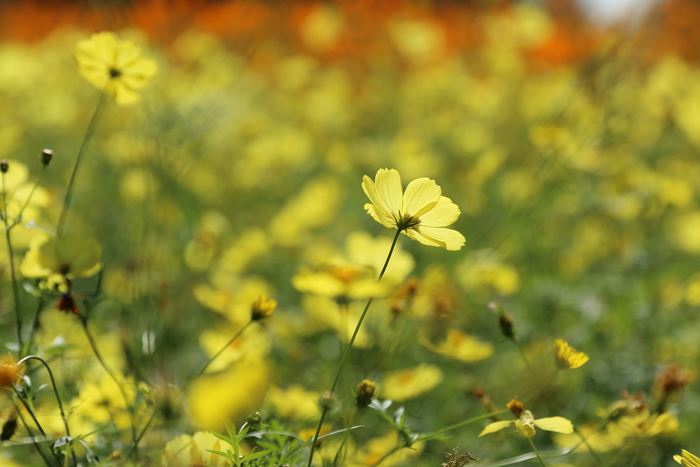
[109, 68, 122, 78]
[329, 265, 361, 284]
[58, 263, 71, 275]
[396, 212, 420, 231]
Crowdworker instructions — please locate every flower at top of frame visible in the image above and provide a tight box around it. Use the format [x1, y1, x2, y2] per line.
[480, 400, 573, 439]
[20, 233, 102, 282]
[675, 450, 700, 467]
[73, 32, 157, 105]
[362, 168, 465, 251]
[553, 339, 589, 370]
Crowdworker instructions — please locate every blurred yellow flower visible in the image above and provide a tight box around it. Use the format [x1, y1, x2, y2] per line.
[293, 264, 387, 302]
[553, 339, 589, 370]
[675, 449, 700, 467]
[251, 295, 277, 321]
[267, 384, 320, 420]
[362, 168, 465, 251]
[0, 360, 20, 389]
[73, 32, 157, 105]
[20, 233, 102, 282]
[161, 431, 232, 467]
[381, 363, 443, 401]
[421, 329, 494, 362]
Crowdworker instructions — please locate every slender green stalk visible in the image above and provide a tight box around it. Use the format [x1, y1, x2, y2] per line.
[417, 409, 509, 442]
[26, 295, 45, 355]
[12, 400, 57, 467]
[15, 166, 46, 223]
[369, 444, 402, 467]
[306, 228, 402, 467]
[56, 90, 107, 236]
[182, 320, 253, 392]
[126, 410, 157, 460]
[332, 409, 360, 465]
[2, 170, 23, 348]
[528, 438, 547, 467]
[14, 391, 63, 466]
[79, 318, 137, 452]
[18, 356, 77, 467]
[514, 340, 534, 374]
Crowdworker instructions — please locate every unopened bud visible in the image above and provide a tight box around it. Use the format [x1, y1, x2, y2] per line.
[0, 160, 8, 173]
[319, 391, 334, 411]
[507, 398, 524, 418]
[41, 149, 53, 167]
[251, 295, 277, 321]
[0, 412, 17, 441]
[246, 411, 262, 431]
[355, 379, 376, 407]
[498, 313, 515, 340]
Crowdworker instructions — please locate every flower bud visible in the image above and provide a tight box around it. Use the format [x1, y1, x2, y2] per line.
[498, 313, 515, 340]
[507, 398, 524, 418]
[355, 379, 376, 407]
[0, 361, 20, 389]
[0, 160, 8, 173]
[251, 295, 276, 321]
[1, 412, 18, 442]
[319, 390, 334, 411]
[41, 149, 53, 167]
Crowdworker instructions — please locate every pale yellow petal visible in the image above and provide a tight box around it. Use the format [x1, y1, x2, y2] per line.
[479, 421, 514, 436]
[413, 226, 465, 251]
[419, 196, 461, 227]
[375, 168, 403, 216]
[362, 175, 392, 217]
[402, 177, 440, 218]
[365, 203, 395, 229]
[404, 227, 442, 248]
[534, 417, 574, 434]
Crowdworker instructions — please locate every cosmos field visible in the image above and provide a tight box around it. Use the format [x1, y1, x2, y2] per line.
[0, 0, 700, 466]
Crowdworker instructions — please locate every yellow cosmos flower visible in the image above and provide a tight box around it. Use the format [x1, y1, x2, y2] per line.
[20, 233, 102, 281]
[381, 363, 443, 401]
[553, 339, 589, 369]
[362, 168, 465, 251]
[161, 431, 233, 467]
[675, 450, 700, 467]
[421, 329, 494, 362]
[73, 32, 157, 105]
[480, 406, 573, 438]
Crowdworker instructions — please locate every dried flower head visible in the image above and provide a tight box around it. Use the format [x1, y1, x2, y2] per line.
[442, 448, 477, 467]
[655, 363, 695, 408]
[553, 339, 589, 369]
[507, 398, 524, 418]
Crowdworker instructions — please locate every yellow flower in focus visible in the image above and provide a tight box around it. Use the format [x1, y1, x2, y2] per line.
[675, 449, 700, 467]
[73, 32, 157, 105]
[553, 339, 589, 369]
[381, 364, 443, 401]
[161, 431, 232, 467]
[362, 168, 465, 251]
[480, 406, 573, 439]
[20, 233, 102, 282]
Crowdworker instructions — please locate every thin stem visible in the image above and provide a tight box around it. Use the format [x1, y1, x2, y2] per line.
[79, 318, 137, 452]
[14, 391, 63, 466]
[369, 445, 402, 467]
[26, 295, 45, 355]
[524, 370, 559, 404]
[182, 321, 253, 392]
[126, 410, 157, 460]
[18, 356, 77, 467]
[333, 409, 360, 465]
[57, 90, 107, 236]
[514, 340, 534, 374]
[15, 166, 46, 224]
[12, 400, 57, 467]
[417, 409, 510, 442]
[6, 227, 23, 349]
[306, 228, 402, 467]
[528, 438, 547, 467]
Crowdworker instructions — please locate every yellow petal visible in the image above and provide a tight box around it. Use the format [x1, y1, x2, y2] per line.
[374, 168, 403, 216]
[419, 196, 461, 227]
[402, 177, 440, 218]
[362, 175, 392, 218]
[534, 417, 574, 434]
[479, 421, 514, 436]
[413, 226, 465, 251]
[364, 204, 395, 229]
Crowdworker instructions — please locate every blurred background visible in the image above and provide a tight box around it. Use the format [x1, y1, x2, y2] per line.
[1, 0, 700, 466]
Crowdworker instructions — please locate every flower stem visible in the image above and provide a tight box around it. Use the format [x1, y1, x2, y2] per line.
[6, 226, 23, 349]
[78, 317, 137, 455]
[528, 438, 547, 467]
[182, 320, 253, 392]
[18, 356, 77, 467]
[306, 228, 402, 467]
[15, 165, 46, 223]
[11, 400, 57, 467]
[369, 444, 402, 467]
[26, 295, 45, 355]
[14, 392, 63, 466]
[56, 90, 107, 236]
[332, 409, 360, 465]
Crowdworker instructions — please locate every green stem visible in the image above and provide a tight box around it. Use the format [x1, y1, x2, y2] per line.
[12, 400, 57, 467]
[417, 409, 509, 442]
[56, 90, 107, 236]
[26, 295, 45, 355]
[15, 166, 46, 224]
[126, 410, 157, 460]
[6, 226, 23, 349]
[524, 370, 559, 404]
[333, 409, 360, 465]
[18, 356, 77, 466]
[79, 318, 137, 454]
[528, 438, 547, 467]
[182, 321, 253, 392]
[369, 445, 402, 467]
[14, 391, 63, 466]
[306, 228, 402, 467]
